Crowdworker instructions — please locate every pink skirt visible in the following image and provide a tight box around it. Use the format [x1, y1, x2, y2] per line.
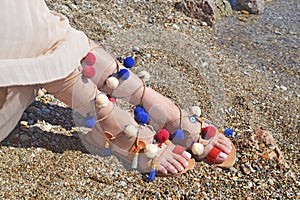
[0, 0, 91, 141]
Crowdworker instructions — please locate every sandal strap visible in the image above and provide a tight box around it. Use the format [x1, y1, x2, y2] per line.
[205, 146, 222, 164]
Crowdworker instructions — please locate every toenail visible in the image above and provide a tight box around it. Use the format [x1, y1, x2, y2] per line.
[229, 145, 232, 150]
[179, 166, 184, 171]
[183, 151, 192, 159]
[185, 161, 189, 167]
[219, 152, 228, 159]
[228, 148, 232, 153]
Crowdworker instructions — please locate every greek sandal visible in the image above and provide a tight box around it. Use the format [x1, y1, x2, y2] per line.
[165, 106, 236, 168]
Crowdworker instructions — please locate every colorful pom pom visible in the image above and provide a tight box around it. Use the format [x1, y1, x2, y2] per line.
[118, 68, 130, 80]
[124, 124, 138, 137]
[83, 66, 96, 78]
[144, 144, 158, 158]
[134, 106, 146, 115]
[222, 128, 235, 137]
[83, 52, 96, 66]
[95, 94, 109, 108]
[138, 71, 150, 81]
[192, 143, 204, 155]
[84, 116, 96, 128]
[123, 57, 135, 68]
[108, 97, 117, 104]
[106, 76, 119, 89]
[173, 129, 185, 141]
[155, 129, 170, 143]
[190, 106, 201, 117]
[201, 126, 217, 140]
[134, 111, 149, 124]
[148, 166, 156, 181]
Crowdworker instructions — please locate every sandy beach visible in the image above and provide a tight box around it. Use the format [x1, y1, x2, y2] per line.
[0, 0, 299, 199]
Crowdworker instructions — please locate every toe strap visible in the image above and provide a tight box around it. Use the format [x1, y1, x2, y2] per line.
[206, 146, 222, 164]
[172, 145, 186, 155]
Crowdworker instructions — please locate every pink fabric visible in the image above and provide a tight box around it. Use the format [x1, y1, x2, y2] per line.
[0, 0, 91, 141]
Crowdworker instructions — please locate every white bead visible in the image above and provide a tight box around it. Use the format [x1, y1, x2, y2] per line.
[95, 94, 109, 108]
[144, 144, 158, 158]
[138, 71, 150, 81]
[191, 106, 201, 117]
[106, 77, 119, 89]
[124, 124, 138, 137]
[191, 143, 204, 155]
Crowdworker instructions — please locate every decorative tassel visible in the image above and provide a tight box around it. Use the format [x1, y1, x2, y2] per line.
[148, 161, 156, 181]
[222, 128, 235, 137]
[131, 152, 139, 169]
[105, 141, 111, 156]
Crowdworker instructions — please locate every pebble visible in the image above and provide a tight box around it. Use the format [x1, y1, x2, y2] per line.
[172, 24, 180, 30]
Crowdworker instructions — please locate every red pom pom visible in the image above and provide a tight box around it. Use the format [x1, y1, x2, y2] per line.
[155, 129, 170, 143]
[83, 66, 96, 78]
[83, 52, 96, 65]
[201, 126, 216, 140]
[108, 97, 117, 104]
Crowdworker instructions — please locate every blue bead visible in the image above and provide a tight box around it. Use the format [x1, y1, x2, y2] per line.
[148, 168, 156, 181]
[135, 111, 149, 124]
[224, 128, 234, 137]
[84, 116, 96, 128]
[173, 130, 185, 141]
[189, 116, 197, 123]
[123, 57, 135, 68]
[118, 69, 130, 80]
[134, 106, 146, 115]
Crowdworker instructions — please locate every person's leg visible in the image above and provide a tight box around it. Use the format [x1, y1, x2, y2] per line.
[42, 68, 191, 174]
[88, 41, 233, 165]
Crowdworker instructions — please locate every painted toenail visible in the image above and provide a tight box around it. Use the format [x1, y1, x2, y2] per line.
[228, 148, 232, 153]
[183, 151, 192, 159]
[179, 166, 184, 171]
[185, 161, 189, 167]
[219, 152, 228, 159]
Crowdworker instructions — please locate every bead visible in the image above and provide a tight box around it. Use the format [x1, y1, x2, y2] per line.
[123, 57, 135, 68]
[108, 97, 117, 103]
[118, 68, 130, 80]
[95, 94, 109, 108]
[124, 124, 138, 137]
[192, 143, 204, 155]
[134, 111, 149, 124]
[83, 66, 96, 78]
[189, 116, 197, 123]
[173, 129, 185, 141]
[106, 76, 119, 89]
[84, 116, 96, 128]
[83, 52, 96, 65]
[144, 144, 158, 158]
[190, 106, 201, 117]
[138, 70, 150, 81]
[222, 128, 235, 137]
[155, 129, 170, 143]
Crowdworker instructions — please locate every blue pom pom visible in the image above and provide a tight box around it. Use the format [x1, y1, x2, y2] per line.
[123, 57, 135, 68]
[173, 129, 185, 141]
[223, 128, 235, 137]
[134, 106, 146, 115]
[135, 111, 149, 124]
[84, 116, 96, 128]
[118, 69, 130, 80]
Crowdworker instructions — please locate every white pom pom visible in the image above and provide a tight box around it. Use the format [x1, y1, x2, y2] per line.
[124, 124, 138, 137]
[144, 144, 158, 158]
[95, 94, 109, 108]
[192, 143, 204, 155]
[138, 71, 150, 82]
[191, 106, 201, 117]
[106, 77, 119, 89]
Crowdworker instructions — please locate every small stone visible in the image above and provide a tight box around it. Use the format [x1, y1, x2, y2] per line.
[280, 85, 287, 91]
[172, 24, 180, 30]
[229, 167, 238, 173]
